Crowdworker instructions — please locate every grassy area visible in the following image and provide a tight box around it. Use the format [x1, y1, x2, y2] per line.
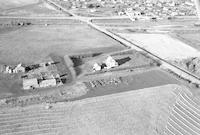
[0, 0, 39, 10]
[174, 33, 200, 51]
[0, 84, 182, 135]
[78, 69, 181, 100]
[0, 1, 69, 17]
[0, 23, 125, 64]
[118, 33, 200, 60]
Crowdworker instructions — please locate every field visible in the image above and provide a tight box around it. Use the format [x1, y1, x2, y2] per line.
[173, 33, 200, 51]
[0, 1, 68, 17]
[0, 74, 22, 98]
[0, 21, 125, 65]
[117, 33, 200, 61]
[164, 88, 200, 135]
[0, 0, 39, 10]
[0, 84, 184, 135]
[78, 68, 181, 100]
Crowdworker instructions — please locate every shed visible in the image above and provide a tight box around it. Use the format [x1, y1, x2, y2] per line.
[23, 78, 39, 90]
[39, 79, 56, 88]
[92, 63, 101, 72]
[13, 63, 25, 73]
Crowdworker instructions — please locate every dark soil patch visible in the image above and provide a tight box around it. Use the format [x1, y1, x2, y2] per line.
[74, 69, 180, 100]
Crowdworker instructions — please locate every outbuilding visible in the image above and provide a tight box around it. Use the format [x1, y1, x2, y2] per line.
[39, 79, 56, 88]
[92, 63, 101, 72]
[23, 78, 39, 90]
[13, 63, 25, 73]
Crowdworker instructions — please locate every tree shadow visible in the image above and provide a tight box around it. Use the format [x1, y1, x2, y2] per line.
[116, 57, 131, 66]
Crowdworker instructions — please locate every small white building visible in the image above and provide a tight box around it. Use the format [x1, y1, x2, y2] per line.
[23, 78, 39, 90]
[92, 63, 101, 72]
[13, 63, 25, 73]
[5, 66, 12, 74]
[90, 8, 96, 12]
[39, 79, 56, 88]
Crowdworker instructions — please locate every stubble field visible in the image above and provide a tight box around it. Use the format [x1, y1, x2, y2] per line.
[0, 22, 125, 65]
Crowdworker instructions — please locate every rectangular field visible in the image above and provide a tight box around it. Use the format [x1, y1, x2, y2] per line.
[0, 0, 39, 10]
[0, 21, 125, 64]
[174, 32, 200, 51]
[78, 68, 181, 100]
[0, 1, 68, 17]
[118, 33, 200, 60]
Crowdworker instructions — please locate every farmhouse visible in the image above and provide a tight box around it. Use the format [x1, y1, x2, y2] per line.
[104, 56, 118, 69]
